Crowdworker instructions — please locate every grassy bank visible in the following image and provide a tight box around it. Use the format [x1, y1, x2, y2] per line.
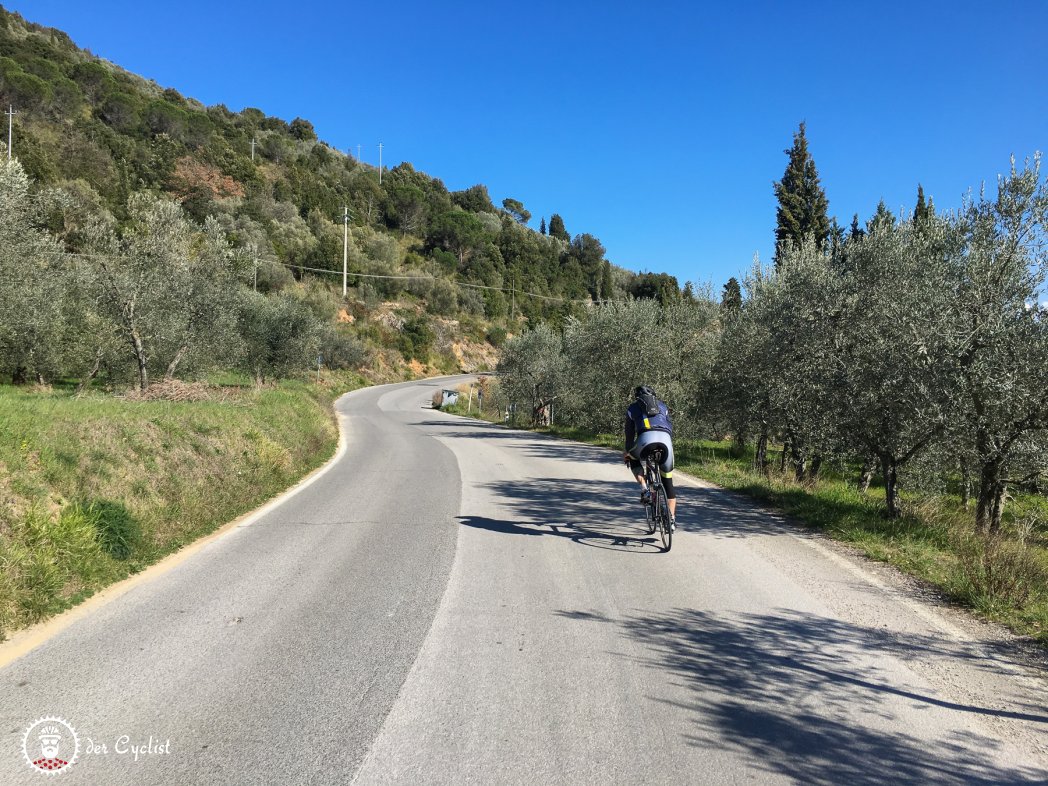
[441, 397, 1047, 643]
[0, 372, 365, 639]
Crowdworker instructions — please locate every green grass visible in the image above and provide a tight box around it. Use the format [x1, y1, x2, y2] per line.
[0, 371, 367, 639]
[447, 407, 1047, 644]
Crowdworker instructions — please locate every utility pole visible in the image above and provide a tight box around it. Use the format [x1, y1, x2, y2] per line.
[356, 144, 361, 162]
[342, 206, 350, 296]
[251, 137, 256, 162]
[250, 243, 259, 292]
[5, 105, 16, 161]
[378, 142, 383, 185]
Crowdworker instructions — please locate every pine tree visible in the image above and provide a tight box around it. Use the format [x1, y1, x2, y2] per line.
[539, 216, 546, 235]
[773, 122, 830, 267]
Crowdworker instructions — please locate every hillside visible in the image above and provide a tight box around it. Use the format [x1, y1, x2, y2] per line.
[0, 4, 687, 389]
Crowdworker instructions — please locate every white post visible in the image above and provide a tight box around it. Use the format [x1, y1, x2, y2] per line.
[342, 206, 349, 296]
[467, 385, 474, 413]
[251, 137, 256, 162]
[6, 106, 15, 161]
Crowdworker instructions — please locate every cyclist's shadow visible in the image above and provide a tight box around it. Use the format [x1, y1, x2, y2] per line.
[457, 514, 664, 553]
[457, 477, 669, 552]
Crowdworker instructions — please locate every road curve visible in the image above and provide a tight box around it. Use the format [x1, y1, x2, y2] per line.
[1, 376, 1046, 785]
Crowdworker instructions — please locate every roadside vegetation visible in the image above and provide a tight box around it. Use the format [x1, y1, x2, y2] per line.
[0, 372, 367, 639]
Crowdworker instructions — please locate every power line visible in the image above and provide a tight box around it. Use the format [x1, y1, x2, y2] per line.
[275, 261, 591, 304]
[31, 248, 595, 305]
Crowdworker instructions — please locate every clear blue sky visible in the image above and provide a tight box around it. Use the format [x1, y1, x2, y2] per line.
[8, 0, 1048, 290]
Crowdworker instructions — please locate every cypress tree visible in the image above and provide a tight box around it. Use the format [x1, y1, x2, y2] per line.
[539, 216, 546, 235]
[773, 122, 830, 267]
[600, 261, 614, 301]
[914, 184, 934, 230]
[849, 213, 865, 241]
[548, 213, 569, 242]
[721, 277, 742, 317]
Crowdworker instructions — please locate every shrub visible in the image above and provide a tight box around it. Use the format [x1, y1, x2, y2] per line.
[486, 326, 507, 347]
[397, 316, 434, 361]
[952, 528, 1047, 611]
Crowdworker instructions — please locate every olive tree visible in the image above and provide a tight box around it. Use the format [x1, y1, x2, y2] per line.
[84, 194, 245, 390]
[238, 291, 321, 386]
[495, 323, 565, 425]
[757, 239, 845, 480]
[835, 214, 961, 517]
[561, 299, 662, 433]
[0, 157, 67, 383]
[947, 156, 1048, 532]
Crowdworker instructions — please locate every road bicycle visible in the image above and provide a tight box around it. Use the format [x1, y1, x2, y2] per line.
[642, 449, 672, 552]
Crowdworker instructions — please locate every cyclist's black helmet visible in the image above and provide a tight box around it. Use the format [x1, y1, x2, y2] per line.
[634, 385, 659, 415]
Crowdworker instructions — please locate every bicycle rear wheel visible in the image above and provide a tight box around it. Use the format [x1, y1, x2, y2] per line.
[644, 461, 657, 534]
[657, 483, 672, 551]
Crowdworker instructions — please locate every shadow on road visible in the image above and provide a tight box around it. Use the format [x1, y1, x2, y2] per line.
[458, 515, 663, 553]
[476, 477, 796, 541]
[554, 606, 1048, 784]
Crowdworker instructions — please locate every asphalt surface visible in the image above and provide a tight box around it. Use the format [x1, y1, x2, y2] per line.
[1, 375, 1047, 784]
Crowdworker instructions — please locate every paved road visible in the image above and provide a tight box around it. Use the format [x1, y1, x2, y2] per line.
[1, 376, 1046, 784]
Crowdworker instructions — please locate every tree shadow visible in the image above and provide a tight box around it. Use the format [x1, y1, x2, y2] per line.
[554, 607, 1048, 784]
[410, 419, 618, 465]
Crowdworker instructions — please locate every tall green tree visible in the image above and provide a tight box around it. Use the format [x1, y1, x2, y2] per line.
[849, 213, 865, 241]
[720, 277, 742, 317]
[548, 213, 569, 242]
[773, 122, 830, 267]
[915, 184, 929, 224]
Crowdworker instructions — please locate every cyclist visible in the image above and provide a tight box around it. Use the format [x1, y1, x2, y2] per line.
[623, 385, 676, 531]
